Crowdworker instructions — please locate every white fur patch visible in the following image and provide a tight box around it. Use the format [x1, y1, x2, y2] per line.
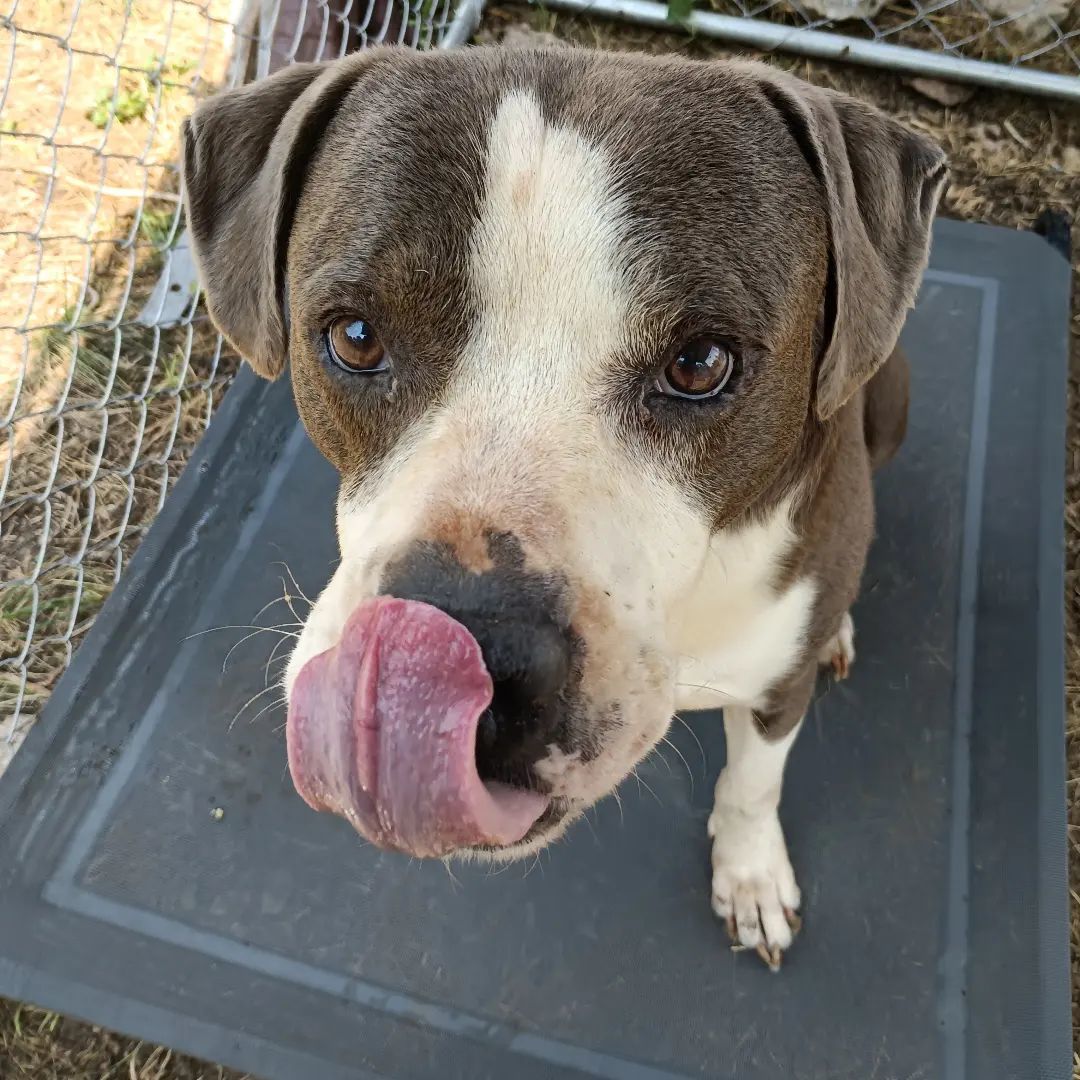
[533, 745, 582, 792]
[465, 90, 630, 401]
[674, 499, 817, 714]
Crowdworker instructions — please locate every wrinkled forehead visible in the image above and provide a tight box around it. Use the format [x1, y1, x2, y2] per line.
[288, 50, 827, 343]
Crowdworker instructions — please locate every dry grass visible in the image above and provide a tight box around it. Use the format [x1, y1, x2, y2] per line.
[0, 7, 252, 1073]
[0, 999, 246, 1080]
[0, 0, 231, 339]
[0, 0, 242, 763]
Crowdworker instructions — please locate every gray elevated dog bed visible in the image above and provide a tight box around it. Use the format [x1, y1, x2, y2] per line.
[0, 218, 1071, 1079]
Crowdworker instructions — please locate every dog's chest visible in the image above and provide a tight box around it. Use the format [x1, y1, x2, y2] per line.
[671, 508, 816, 713]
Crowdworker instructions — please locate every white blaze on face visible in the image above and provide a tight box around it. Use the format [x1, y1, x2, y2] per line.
[460, 90, 630, 420]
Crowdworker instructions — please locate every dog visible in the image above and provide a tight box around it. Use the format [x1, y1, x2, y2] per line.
[182, 43, 946, 970]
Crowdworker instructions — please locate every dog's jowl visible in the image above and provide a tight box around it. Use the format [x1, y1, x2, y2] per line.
[182, 44, 945, 968]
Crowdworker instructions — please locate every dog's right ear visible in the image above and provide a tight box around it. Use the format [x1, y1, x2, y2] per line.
[181, 51, 390, 379]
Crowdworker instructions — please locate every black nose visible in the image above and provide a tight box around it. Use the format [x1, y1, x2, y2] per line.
[487, 619, 570, 705]
[379, 540, 573, 786]
[472, 615, 571, 782]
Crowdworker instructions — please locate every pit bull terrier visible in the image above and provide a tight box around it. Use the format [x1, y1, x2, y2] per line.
[182, 44, 946, 969]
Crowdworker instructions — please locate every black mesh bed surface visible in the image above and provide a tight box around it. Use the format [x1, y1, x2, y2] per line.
[0, 218, 1072, 1080]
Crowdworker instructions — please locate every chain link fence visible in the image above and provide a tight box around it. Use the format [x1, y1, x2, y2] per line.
[542, 0, 1080, 98]
[0, 0, 470, 771]
[690, 0, 1080, 76]
[0, 0, 1074, 775]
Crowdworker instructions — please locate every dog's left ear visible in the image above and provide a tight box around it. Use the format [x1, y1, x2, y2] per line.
[181, 49, 396, 378]
[748, 65, 948, 420]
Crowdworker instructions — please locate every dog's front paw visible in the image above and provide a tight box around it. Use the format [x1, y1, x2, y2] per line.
[708, 804, 802, 972]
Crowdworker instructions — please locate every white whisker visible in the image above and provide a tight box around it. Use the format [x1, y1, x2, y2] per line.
[229, 682, 287, 732]
[441, 858, 463, 890]
[582, 807, 601, 848]
[264, 632, 297, 686]
[249, 593, 306, 625]
[220, 623, 301, 674]
[522, 851, 545, 880]
[675, 681, 736, 702]
[671, 713, 708, 777]
[650, 745, 675, 776]
[273, 560, 314, 607]
[631, 766, 662, 806]
[277, 577, 307, 627]
[247, 695, 287, 727]
[611, 786, 625, 828]
[659, 734, 695, 794]
[185, 623, 301, 642]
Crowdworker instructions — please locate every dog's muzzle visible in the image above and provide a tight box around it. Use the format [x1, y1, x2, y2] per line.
[286, 541, 576, 857]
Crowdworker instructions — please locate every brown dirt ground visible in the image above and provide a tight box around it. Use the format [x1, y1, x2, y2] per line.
[1, 2, 1078, 1077]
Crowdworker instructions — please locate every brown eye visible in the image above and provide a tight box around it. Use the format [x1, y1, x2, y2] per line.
[326, 317, 387, 373]
[657, 336, 737, 399]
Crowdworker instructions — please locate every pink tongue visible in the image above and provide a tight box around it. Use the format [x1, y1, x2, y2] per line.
[286, 597, 550, 857]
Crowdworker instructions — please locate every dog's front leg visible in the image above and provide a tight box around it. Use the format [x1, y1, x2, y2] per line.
[708, 678, 811, 972]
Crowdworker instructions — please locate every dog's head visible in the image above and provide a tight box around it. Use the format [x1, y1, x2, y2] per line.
[183, 46, 945, 859]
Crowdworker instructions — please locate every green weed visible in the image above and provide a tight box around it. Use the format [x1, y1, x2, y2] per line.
[87, 77, 151, 129]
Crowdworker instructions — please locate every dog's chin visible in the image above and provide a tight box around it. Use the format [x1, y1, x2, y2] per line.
[459, 798, 581, 864]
